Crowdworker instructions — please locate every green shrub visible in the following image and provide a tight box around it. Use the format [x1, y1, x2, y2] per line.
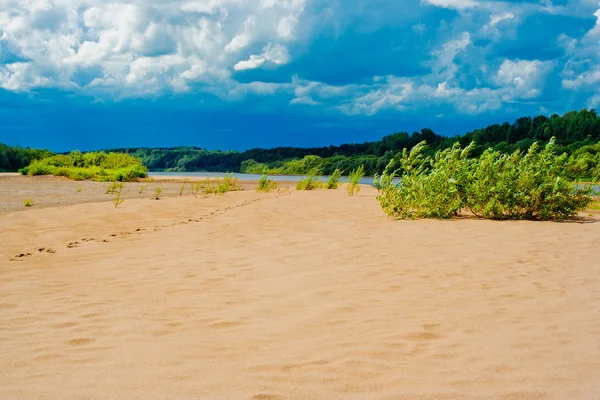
[22, 151, 147, 182]
[376, 139, 595, 220]
[296, 169, 322, 190]
[257, 174, 278, 192]
[347, 165, 365, 196]
[325, 169, 343, 189]
[23, 199, 34, 207]
[154, 187, 163, 200]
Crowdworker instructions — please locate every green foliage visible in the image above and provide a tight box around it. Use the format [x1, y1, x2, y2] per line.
[296, 169, 322, 190]
[325, 169, 343, 189]
[347, 165, 365, 196]
[153, 187, 163, 200]
[203, 174, 241, 195]
[190, 180, 202, 197]
[240, 159, 269, 174]
[257, 174, 278, 192]
[376, 139, 595, 220]
[23, 199, 34, 207]
[0, 143, 53, 172]
[75, 187, 83, 194]
[21, 151, 147, 182]
[105, 180, 120, 194]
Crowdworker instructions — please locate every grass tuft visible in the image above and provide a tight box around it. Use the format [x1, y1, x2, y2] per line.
[347, 165, 365, 196]
[257, 174, 278, 192]
[325, 169, 343, 189]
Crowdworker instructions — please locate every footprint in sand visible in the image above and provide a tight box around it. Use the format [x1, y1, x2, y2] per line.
[66, 242, 80, 248]
[38, 247, 56, 254]
[9, 252, 32, 261]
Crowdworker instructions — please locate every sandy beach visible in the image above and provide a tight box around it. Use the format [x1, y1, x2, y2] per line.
[1, 175, 600, 400]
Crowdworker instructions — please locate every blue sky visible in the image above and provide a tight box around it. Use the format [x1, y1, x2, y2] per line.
[1, 0, 599, 152]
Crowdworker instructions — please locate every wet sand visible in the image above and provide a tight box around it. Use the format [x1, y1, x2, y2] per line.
[1, 176, 600, 399]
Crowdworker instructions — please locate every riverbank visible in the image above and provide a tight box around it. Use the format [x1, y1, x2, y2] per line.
[1, 175, 600, 399]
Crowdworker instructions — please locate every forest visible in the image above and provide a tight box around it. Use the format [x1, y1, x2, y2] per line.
[2, 108, 600, 180]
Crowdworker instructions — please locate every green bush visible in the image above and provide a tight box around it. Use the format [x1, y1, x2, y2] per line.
[375, 139, 595, 220]
[296, 169, 322, 190]
[325, 169, 343, 189]
[21, 151, 147, 182]
[257, 174, 278, 192]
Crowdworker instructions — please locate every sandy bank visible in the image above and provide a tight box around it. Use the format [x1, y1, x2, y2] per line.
[1, 179, 600, 399]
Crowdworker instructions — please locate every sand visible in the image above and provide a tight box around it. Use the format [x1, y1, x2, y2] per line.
[1, 176, 600, 400]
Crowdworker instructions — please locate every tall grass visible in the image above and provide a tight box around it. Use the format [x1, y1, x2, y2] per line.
[375, 138, 595, 220]
[257, 174, 278, 192]
[203, 174, 242, 195]
[21, 151, 147, 182]
[347, 165, 365, 196]
[325, 169, 343, 189]
[110, 181, 125, 208]
[296, 169, 322, 190]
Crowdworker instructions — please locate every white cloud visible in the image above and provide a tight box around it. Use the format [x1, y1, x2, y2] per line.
[290, 96, 321, 105]
[421, 0, 477, 10]
[433, 32, 471, 80]
[233, 43, 290, 71]
[489, 12, 515, 26]
[495, 59, 553, 99]
[0, 0, 305, 96]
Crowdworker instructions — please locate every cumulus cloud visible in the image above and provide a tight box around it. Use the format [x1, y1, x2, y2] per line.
[233, 43, 290, 71]
[0, 0, 598, 119]
[0, 0, 305, 95]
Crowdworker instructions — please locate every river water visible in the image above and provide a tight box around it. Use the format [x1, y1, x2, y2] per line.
[149, 172, 599, 192]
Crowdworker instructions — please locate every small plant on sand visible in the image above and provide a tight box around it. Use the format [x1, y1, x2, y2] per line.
[203, 177, 216, 195]
[105, 180, 120, 194]
[153, 187, 163, 200]
[23, 199, 34, 207]
[347, 165, 365, 196]
[218, 173, 241, 194]
[190, 180, 202, 197]
[296, 169, 322, 191]
[257, 174, 278, 192]
[111, 181, 125, 208]
[325, 168, 343, 189]
[180, 177, 190, 196]
[139, 177, 153, 194]
[204, 174, 241, 195]
[75, 187, 83, 194]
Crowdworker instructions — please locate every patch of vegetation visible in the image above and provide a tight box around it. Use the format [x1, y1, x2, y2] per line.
[110, 181, 125, 208]
[1, 143, 53, 172]
[75, 187, 83, 194]
[107, 109, 600, 180]
[153, 187, 163, 200]
[204, 174, 242, 195]
[325, 168, 343, 189]
[257, 174, 278, 192]
[23, 199, 34, 207]
[296, 169, 322, 190]
[375, 139, 595, 220]
[21, 151, 147, 182]
[180, 177, 189, 196]
[347, 165, 365, 196]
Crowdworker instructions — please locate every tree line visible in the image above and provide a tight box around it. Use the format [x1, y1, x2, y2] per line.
[2, 108, 600, 178]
